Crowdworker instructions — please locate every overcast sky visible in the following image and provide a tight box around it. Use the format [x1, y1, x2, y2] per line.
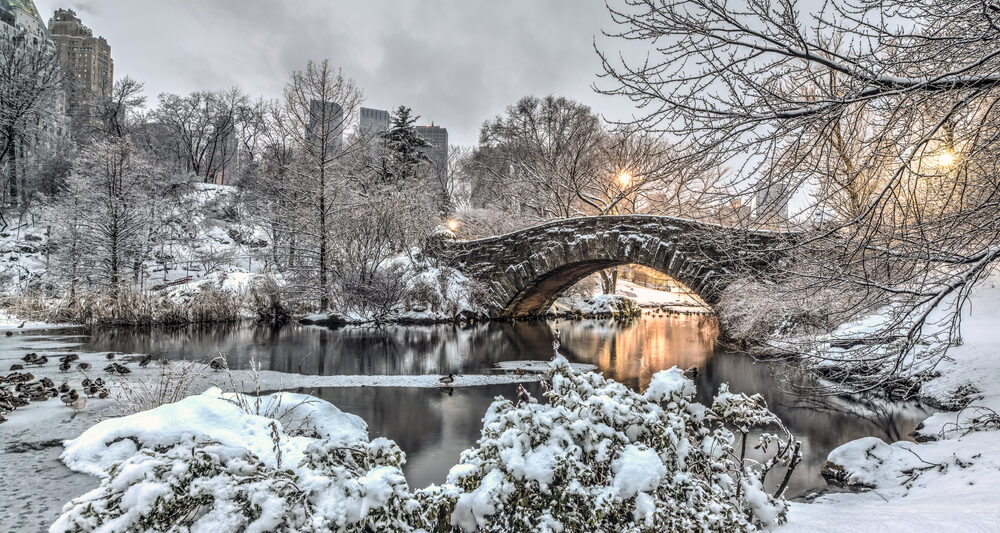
[32, 0, 641, 146]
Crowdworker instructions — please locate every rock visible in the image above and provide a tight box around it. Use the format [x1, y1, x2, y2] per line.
[821, 460, 875, 489]
[300, 314, 347, 328]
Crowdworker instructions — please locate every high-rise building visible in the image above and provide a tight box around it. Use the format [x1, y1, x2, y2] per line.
[1, 0, 69, 205]
[415, 124, 448, 180]
[360, 107, 389, 135]
[754, 179, 791, 223]
[1, 0, 46, 44]
[306, 99, 343, 153]
[48, 8, 113, 129]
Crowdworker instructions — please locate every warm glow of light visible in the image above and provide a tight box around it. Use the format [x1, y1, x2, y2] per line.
[447, 219, 459, 232]
[934, 149, 957, 169]
[617, 170, 633, 187]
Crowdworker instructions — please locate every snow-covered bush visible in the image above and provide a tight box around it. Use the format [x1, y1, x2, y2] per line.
[52, 359, 798, 532]
[442, 357, 799, 531]
[52, 440, 310, 533]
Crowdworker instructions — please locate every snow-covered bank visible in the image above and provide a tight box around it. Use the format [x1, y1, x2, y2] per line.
[616, 279, 709, 311]
[780, 275, 1000, 532]
[550, 293, 642, 318]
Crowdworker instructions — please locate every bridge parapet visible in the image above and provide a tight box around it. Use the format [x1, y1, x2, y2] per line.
[432, 216, 790, 319]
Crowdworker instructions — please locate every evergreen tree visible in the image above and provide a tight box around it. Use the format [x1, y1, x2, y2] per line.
[379, 106, 431, 184]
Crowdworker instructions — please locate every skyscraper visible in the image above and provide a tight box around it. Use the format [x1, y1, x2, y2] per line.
[360, 107, 389, 135]
[415, 124, 448, 180]
[754, 179, 791, 223]
[306, 99, 343, 153]
[48, 8, 113, 130]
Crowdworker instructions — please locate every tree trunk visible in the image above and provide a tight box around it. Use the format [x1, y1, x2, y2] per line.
[600, 268, 618, 294]
[318, 166, 329, 311]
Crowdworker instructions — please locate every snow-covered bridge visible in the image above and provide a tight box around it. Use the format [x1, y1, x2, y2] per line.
[433, 215, 792, 319]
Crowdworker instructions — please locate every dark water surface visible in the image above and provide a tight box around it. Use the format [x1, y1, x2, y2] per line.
[78, 314, 928, 494]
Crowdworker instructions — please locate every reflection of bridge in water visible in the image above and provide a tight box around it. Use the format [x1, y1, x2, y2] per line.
[434, 215, 792, 318]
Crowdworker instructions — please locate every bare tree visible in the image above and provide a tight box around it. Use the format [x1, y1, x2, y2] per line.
[477, 95, 606, 219]
[52, 139, 155, 292]
[598, 0, 1000, 390]
[154, 88, 246, 184]
[91, 76, 147, 141]
[262, 60, 363, 310]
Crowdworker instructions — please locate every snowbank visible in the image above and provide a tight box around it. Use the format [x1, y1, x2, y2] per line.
[61, 387, 368, 478]
[780, 274, 1000, 531]
[492, 360, 598, 373]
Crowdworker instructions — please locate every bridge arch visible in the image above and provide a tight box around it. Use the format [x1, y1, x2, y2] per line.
[437, 216, 786, 319]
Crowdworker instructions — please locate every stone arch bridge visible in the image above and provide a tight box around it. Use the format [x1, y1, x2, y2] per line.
[433, 216, 792, 319]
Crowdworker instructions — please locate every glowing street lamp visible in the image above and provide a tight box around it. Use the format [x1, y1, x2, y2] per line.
[933, 148, 957, 169]
[617, 170, 633, 188]
[447, 219, 459, 232]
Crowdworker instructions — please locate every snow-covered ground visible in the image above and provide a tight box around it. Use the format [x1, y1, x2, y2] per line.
[552, 279, 710, 318]
[616, 279, 709, 310]
[780, 275, 1000, 532]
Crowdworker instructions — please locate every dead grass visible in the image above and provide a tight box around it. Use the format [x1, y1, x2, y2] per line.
[2, 285, 246, 326]
[111, 360, 208, 415]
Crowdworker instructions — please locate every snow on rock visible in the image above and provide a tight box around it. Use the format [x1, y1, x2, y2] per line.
[822, 437, 918, 488]
[551, 293, 642, 318]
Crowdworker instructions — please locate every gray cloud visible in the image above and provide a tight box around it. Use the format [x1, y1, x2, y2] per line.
[33, 0, 639, 145]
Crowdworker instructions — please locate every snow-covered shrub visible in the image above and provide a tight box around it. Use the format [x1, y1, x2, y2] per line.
[52, 440, 310, 533]
[53, 389, 419, 532]
[443, 358, 798, 532]
[52, 362, 798, 532]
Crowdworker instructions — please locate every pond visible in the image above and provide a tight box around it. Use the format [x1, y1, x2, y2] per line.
[76, 313, 928, 495]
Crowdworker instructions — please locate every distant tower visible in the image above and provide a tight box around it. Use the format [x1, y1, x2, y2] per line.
[359, 107, 389, 135]
[415, 124, 448, 181]
[754, 179, 790, 223]
[47, 9, 113, 131]
[306, 99, 344, 153]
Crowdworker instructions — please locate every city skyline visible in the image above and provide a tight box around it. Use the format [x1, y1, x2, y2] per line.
[29, 0, 638, 146]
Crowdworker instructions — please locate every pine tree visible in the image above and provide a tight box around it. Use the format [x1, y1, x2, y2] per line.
[379, 106, 431, 184]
